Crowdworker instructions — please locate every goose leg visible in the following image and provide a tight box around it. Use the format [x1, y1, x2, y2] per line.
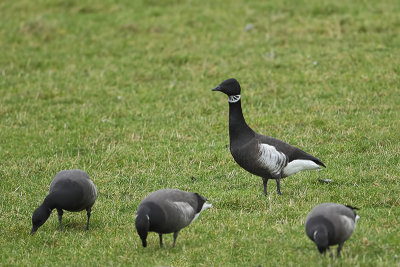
[276, 178, 282, 195]
[57, 209, 63, 231]
[172, 231, 179, 248]
[159, 233, 163, 248]
[337, 243, 344, 257]
[328, 247, 333, 257]
[262, 177, 269, 196]
[86, 207, 92, 230]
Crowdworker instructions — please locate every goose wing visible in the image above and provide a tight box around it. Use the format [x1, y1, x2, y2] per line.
[256, 134, 326, 167]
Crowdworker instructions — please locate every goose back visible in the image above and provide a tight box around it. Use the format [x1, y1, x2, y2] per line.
[49, 169, 97, 212]
[305, 203, 358, 246]
[256, 134, 326, 171]
[137, 189, 205, 234]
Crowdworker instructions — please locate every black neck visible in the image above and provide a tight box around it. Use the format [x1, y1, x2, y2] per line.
[138, 203, 166, 230]
[42, 193, 58, 210]
[135, 210, 150, 247]
[307, 216, 334, 243]
[137, 205, 150, 218]
[313, 225, 330, 253]
[228, 100, 254, 145]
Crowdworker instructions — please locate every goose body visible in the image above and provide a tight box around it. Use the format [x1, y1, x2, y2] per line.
[213, 78, 326, 195]
[31, 169, 97, 234]
[305, 203, 360, 256]
[135, 189, 212, 248]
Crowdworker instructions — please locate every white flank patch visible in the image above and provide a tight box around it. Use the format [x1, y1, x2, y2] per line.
[191, 214, 201, 224]
[258, 144, 287, 176]
[339, 215, 356, 233]
[202, 203, 212, 211]
[173, 201, 195, 223]
[89, 179, 98, 199]
[191, 203, 212, 224]
[282, 159, 321, 177]
[355, 214, 360, 225]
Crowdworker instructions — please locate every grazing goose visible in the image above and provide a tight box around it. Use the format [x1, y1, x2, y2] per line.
[212, 78, 326, 195]
[30, 169, 97, 235]
[305, 203, 360, 256]
[135, 189, 212, 248]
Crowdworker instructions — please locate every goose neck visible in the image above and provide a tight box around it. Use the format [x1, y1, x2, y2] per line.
[43, 192, 58, 210]
[228, 100, 254, 142]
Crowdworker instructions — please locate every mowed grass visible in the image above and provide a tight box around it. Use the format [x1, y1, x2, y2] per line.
[1, 0, 399, 266]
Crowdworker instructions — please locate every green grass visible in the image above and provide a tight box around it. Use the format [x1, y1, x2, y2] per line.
[1, 0, 400, 266]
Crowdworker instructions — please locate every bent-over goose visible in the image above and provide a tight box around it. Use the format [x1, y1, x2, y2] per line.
[212, 78, 326, 195]
[30, 169, 97, 234]
[305, 203, 360, 256]
[135, 189, 212, 248]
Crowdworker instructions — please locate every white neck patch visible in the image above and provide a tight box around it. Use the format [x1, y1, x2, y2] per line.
[228, 95, 241, 103]
[313, 231, 318, 240]
[135, 214, 150, 221]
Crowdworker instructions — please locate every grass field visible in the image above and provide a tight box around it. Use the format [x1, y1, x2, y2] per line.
[1, 0, 400, 266]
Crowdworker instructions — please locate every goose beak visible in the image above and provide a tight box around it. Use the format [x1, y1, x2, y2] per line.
[212, 86, 221, 92]
[30, 228, 37, 235]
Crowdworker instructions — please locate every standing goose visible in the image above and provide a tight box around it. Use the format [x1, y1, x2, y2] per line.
[212, 78, 326, 195]
[30, 169, 97, 234]
[135, 189, 212, 248]
[305, 203, 360, 256]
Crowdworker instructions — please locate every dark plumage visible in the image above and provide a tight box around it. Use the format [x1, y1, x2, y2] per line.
[212, 78, 326, 195]
[30, 169, 97, 235]
[305, 203, 360, 256]
[135, 189, 212, 248]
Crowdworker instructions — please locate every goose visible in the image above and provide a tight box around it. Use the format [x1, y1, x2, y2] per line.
[30, 169, 97, 234]
[305, 203, 360, 256]
[135, 189, 212, 248]
[212, 78, 326, 195]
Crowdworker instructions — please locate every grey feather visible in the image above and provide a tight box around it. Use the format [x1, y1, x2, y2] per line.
[305, 203, 359, 256]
